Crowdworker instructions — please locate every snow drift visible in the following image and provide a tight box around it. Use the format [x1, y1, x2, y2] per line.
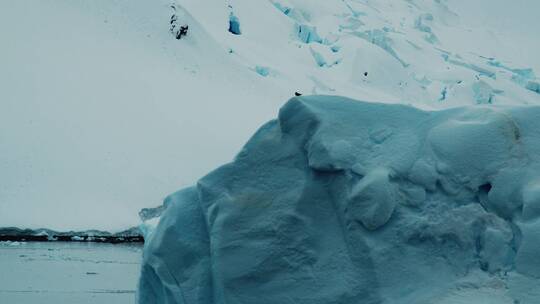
[138, 95, 540, 304]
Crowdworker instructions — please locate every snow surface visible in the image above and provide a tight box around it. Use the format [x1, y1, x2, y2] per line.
[1, 0, 540, 231]
[139, 95, 540, 303]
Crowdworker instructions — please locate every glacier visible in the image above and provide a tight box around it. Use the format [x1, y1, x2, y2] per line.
[138, 95, 540, 304]
[2, 0, 540, 231]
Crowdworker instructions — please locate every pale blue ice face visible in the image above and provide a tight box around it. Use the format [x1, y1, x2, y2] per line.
[138, 95, 540, 304]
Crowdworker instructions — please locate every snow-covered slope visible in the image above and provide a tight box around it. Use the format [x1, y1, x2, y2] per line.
[139, 95, 540, 304]
[0, 0, 285, 231]
[191, 0, 540, 106]
[1, 0, 539, 231]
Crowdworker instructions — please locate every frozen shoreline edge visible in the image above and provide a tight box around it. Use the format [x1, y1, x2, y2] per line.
[0, 227, 144, 243]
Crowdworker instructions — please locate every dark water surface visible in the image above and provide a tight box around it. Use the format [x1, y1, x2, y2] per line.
[0, 241, 142, 303]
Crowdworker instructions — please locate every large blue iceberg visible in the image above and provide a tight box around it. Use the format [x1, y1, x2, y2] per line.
[138, 96, 540, 303]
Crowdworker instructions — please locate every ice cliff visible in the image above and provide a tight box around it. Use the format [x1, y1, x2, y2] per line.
[138, 95, 540, 303]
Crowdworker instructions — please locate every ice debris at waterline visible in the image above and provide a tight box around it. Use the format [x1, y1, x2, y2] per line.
[138, 96, 540, 304]
[0, 227, 143, 243]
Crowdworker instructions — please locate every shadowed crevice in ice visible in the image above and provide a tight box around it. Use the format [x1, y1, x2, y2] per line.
[228, 10, 241, 35]
[352, 29, 409, 68]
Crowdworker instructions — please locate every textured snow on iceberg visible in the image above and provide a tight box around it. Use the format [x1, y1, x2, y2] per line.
[138, 96, 540, 303]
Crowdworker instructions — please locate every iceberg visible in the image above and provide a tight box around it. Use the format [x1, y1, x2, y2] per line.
[138, 95, 540, 303]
